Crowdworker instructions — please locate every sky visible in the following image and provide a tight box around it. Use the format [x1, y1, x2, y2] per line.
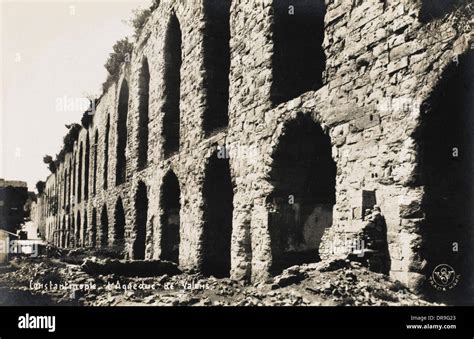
[0, 0, 151, 191]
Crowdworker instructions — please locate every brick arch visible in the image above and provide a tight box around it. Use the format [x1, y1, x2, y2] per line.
[78, 143, 83, 203]
[83, 211, 88, 247]
[133, 181, 148, 259]
[116, 78, 129, 185]
[201, 149, 235, 277]
[202, 0, 231, 135]
[113, 196, 126, 252]
[103, 114, 110, 190]
[93, 129, 99, 195]
[162, 12, 182, 158]
[69, 214, 74, 248]
[159, 169, 181, 263]
[419, 0, 466, 23]
[91, 208, 97, 248]
[100, 204, 109, 247]
[84, 131, 90, 200]
[61, 215, 66, 247]
[137, 56, 150, 169]
[270, 0, 326, 106]
[76, 210, 81, 247]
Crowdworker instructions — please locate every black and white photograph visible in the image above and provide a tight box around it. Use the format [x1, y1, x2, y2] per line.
[0, 0, 473, 334]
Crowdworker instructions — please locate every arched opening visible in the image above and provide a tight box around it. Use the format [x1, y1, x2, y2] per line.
[84, 133, 90, 199]
[72, 157, 76, 199]
[69, 215, 74, 248]
[160, 170, 181, 263]
[68, 160, 72, 206]
[61, 215, 66, 248]
[270, 0, 326, 106]
[202, 152, 234, 277]
[116, 79, 129, 185]
[100, 204, 109, 247]
[93, 130, 98, 195]
[162, 14, 182, 158]
[268, 114, 336, 274]
[417, 51, 473, 303]
[83, 212, 88, 247]
[138, 58, 150, 169]
[114, 197, 126, 251]
[63, 171, 67, 208]
[133, 181, 148, 260]
[78, 144, 83, 203]
[419, 0, 466, 23]
[202, 0, 231, 135]
[104, 115, 110, 190]
[76, 211, 81, 247]
[91, 208, 97, 248]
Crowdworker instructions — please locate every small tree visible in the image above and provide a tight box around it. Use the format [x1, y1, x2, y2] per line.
[36, 181, 46, 195]
[43, 155, 56, 173]
[81, 95, 102, 128]
[102, 39, 134, 91]
[63, 123, 82, 152]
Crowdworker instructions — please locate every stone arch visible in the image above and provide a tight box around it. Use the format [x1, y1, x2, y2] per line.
[202, 151, 234, 277]
[84, 132, 90, 199]
[160, 170, 181, 263]
[76, 211, 81, 247]
[63, 170, 67, 208]
[419, 0, 465, 23]
[68, 159, 72, 206]
[416, 50, 473, 302]
[116, 79, 129, 185]
[83, 211, 88, 247]
[162, 13, 182, 158]
[137, 57, 150, 169]
[78, 143, 83, 202]
[100, 204, 109, 247]
[93, 130, 99, 195]
[133, 181, 148, 259]
[202, 0, 231, 135]
[104, 114, 110, 189]
[91, 208, 97, 248]
[267, 113, 336, 274]
[61, 215, 66, 247]
[69, 214, 74, 248]
[270, 0, 326, 106]
[113, 197, 126, 251]
[72, 156, 76, 199]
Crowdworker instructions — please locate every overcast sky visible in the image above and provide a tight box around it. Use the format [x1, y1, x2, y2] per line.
[1, 0, 151, 191]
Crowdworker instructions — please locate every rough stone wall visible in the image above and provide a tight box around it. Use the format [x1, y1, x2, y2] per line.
[36, 0, 472, 290]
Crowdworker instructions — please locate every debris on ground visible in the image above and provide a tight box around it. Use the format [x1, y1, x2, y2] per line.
[0, 249, 439, 306]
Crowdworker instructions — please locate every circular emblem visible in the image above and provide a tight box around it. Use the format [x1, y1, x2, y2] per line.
[429, 264, 460, 291]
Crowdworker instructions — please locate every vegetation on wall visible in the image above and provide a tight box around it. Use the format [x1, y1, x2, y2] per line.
[102, 39, 134, 91]
[35, 181, 46, 195]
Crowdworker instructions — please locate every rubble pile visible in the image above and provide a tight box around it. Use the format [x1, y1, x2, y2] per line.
[0, 253, 437, 306]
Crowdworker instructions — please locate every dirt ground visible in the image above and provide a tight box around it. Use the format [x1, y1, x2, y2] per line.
[0, 249, 437, 306]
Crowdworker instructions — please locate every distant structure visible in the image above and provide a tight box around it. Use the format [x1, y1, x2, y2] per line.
[0, 179, 28, 234]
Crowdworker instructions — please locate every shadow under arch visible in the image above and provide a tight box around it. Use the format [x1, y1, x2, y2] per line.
[267, 113, 336, 274]
[160, 170, 181, 264]
[415, 50, 473, 304]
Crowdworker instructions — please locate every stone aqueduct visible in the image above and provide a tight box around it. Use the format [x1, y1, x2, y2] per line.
[34, 0, 472, 290]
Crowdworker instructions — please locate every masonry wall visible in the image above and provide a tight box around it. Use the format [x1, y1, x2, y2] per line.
[36, 0, 472, 290]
